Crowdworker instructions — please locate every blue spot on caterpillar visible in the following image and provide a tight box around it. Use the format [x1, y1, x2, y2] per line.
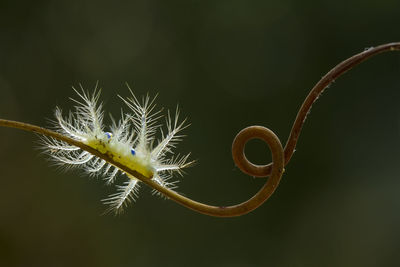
[131, 148, 136, 156]
[105, 132, 113, 139]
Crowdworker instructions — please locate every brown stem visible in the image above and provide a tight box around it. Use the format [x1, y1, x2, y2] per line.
[1, 42, 399, 217]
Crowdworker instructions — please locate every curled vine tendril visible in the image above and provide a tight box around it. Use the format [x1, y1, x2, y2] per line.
[1, 42, 399, 217]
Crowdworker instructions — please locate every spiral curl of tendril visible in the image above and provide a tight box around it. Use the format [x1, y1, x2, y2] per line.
[1, 42, 399, 217]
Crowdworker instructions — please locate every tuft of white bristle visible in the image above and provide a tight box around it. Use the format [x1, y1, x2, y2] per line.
[102, 178, 140, 214]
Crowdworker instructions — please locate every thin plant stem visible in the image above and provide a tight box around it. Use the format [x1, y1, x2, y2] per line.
[0, 42, 399, 217]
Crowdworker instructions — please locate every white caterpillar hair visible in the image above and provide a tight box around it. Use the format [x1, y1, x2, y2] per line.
[40, 84, 193, 214]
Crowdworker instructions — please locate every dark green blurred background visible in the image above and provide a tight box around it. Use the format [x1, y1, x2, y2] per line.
[1, 0, 399, 266]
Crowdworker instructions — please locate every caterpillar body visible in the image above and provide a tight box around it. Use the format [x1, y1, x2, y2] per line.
[41, 85, 193, 214]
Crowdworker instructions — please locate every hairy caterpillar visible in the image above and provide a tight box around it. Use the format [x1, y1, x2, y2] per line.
[41, 85, 193, 214]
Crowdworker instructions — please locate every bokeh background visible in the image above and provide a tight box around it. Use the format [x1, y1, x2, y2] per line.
[0, 0, 399, 266]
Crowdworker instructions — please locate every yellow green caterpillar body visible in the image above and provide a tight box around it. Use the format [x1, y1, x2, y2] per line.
[41, 86, 192, 214]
